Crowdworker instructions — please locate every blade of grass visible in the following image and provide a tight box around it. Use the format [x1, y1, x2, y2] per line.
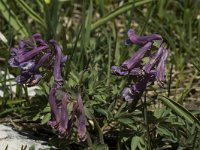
[42, 0, 60, 39]
[158, 95, 200, 129]
[91, 0, 153, 31]
[16, 0, 46, 28]
[79, 0, 93, 69]
[139, 0, 156, 34]
[0, 0, 28, 37]
[104, 26, 112, 85]
[0, 107, 29, 116]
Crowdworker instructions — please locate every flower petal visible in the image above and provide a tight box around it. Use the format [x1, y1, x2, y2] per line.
[128, 29, 162, 45]
[14, 45, 48, 63]
[111, 66, 129, 76]
[50, 39, 63, 83]
[34, 53, 51, 71]
[122, 87, 134, 102]
[156, 47, 168, 86]
[48, 83, 60, 126]
[19, 61, 35, 70]
[77, 93, 87, 141]
[143, 45, 164, 73]
[58, 92, 68, 135]
[27, 74, 42, 86]
[61, 55, 68, 67]
[8, 57, 18, 67]
[122, 42, 152, 70]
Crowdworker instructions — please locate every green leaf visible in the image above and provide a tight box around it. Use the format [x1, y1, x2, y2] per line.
[0, 99, 26, 106]
[42, 106, 51, 113]
[0, 31, 8, 43]
[158, 96, 200, 129]
[118, 118, 133, 125]
[69, 71, 80, 84]
[84, 107, 94, 120]
[41, 113, 51, 124]
[114, 102, 127, 118]
[156, 125, 174, 137]
[91, 0, 153, 30]
[32, 112, 41, 121]
[95, 108, 108, 119]
[95, 144, 108, 150]
[0, 0, 28, 37]
[16, 0, 45, 27]
[131, 136, 141, 150]
[35, 89, 45, 96]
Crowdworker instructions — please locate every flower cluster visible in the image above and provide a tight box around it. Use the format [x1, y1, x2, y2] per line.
[111, 29, 168, 103]
[47, 84, 87, 141]
[8, 34, 49, 86]
[8, 34, 87, 141]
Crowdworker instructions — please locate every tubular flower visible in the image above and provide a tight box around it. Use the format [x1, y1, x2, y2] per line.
[8, 33, 50, 86]
[156, 46, 168, 86]
[50, 39, 64, 83]
[47, 83, 69, 137]
[122, 73, 156, 103]
[48, 90, 87, 141]
[77, 93, 87, 141]
[125, 29, 162, 46]
[122, 42, 152, 70]
[112, 29, 168, 102]
[9, 34, 88, 141]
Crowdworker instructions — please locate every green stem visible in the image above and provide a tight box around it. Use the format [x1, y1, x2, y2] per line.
[106, 31, 111, 85]
[93, 116, 105, 144]
[143, 93, 151, 149]
[22, 84, 30, 103]
[86, 131, 93, 148]
[167, 63, 173, 97]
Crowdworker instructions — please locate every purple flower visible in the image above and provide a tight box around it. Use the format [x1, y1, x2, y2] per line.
[129, 68, 144, 76]
[27, 74, 43, 86]
[122, 73, 156, 102]
[19, 61, 35, 70]
[143, 45, 164, 73]
[8, 33, 51, 86]
[50, 39, 64, 83]
[47, 89, 87, 141]
[131, 73, 156, 93]
[111, 66, 143, 76]
[125, 29, 162, 46]
[61, 55, 68, 66]
[14, 45, 48, 64]
[58, 92, 69, 135]
[48, 83, 60, 127]
[48, 84, 69, 135]
[8, 34, 90, 141]
[112, 29, 168, 102]
[111, 66, 129, 76]
[33, 53, 51, 71]
[156, 46, 168, 86]
[8, 57, 19, 67]
[122, 87, 134, 102]
[122, 42, 152, 70]
[77, 93, 87, 141]
[16, 72, 32, 84]
[9, 33, 68, 87]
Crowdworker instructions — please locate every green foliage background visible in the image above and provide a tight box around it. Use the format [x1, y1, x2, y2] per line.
[0, 0, 200, 149]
